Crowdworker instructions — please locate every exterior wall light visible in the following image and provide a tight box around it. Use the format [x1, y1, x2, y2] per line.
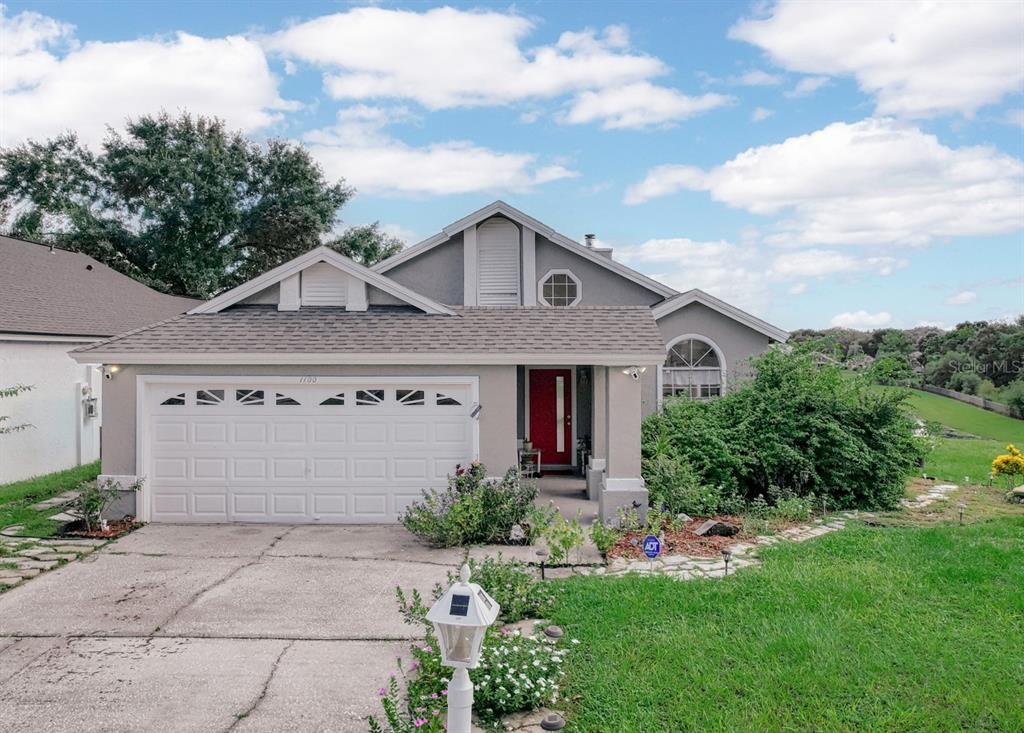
[621, 366, 647, 381]
[426, 564, 500, 733]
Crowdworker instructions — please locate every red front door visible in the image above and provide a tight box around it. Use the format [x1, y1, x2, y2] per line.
[529, 369, 573, 466]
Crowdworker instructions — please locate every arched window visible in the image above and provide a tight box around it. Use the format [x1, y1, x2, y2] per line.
[662, 337, 723, 400]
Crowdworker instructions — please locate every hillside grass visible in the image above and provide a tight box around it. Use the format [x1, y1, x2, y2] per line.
[885, 388, 1023, 483]
[551, 516, 1024, 732]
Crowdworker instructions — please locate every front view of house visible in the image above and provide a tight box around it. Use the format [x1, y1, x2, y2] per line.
[72, 202, 787, 524]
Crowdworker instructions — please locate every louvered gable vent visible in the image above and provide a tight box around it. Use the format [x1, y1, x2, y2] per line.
[476, 218, 520, 305]
[301, 262, 347, 306]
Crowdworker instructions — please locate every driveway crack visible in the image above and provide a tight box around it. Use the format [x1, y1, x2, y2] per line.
[152, 526, 298, 635]
[226, 639, 294, 731]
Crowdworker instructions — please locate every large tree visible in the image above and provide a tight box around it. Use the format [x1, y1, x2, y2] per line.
[0, 113, 403, 298]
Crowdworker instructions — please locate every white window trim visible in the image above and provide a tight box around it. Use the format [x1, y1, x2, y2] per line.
[537, 269, 582, 308]
[657, 334, 727, 410]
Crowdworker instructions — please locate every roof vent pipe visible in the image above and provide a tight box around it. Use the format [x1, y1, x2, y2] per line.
[584, 233, 596, 248]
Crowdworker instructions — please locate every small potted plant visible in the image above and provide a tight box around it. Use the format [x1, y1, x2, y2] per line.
[522, 435, 532, 451]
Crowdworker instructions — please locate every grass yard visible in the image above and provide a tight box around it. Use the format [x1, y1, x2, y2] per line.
[551, 516, 1024, 732]
[0, 461, 99, 536]
[894, 388, 1023, 483]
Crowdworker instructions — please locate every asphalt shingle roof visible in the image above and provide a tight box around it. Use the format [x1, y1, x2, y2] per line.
[71, 305, 665, 358]
[0, 236, 197, 337]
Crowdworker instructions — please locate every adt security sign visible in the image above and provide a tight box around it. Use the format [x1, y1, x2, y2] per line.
[642, 534, 661, 559]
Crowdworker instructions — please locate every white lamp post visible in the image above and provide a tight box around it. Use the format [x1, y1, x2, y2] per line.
[426, 564, 501, 733]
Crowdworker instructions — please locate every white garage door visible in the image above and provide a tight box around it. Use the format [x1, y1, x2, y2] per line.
[141, 377, 478, 523]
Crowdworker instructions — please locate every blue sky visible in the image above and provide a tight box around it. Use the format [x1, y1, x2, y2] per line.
[2, 1, 1022, 330]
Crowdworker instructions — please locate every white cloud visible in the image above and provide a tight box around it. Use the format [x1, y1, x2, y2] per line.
[266, 7, 724, 130]
[562, 82, 733, 129]
[788, 282, 808, 295]
[751, 106, 774, 122]
[945, 290, 978, 306]
[785, 76, 829, 98]
[304, 106, 577, 197]
[615, 237, 771, 311]
[736, 69, 783, 86]
[730, 0, 1024, 118]
[770, 249, 907, 277]
[266, 8, 663, 109]
[1, 8, 297, 147]
[830, 310, 893, 329]
[624, 118, 1024, 247]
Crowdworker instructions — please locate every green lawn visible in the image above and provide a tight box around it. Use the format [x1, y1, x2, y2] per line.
[551, 517, 1024, 732]
[903, 389, 1022, 442]
[0, 461, 99, 536]
[890, 389, 1023, 483]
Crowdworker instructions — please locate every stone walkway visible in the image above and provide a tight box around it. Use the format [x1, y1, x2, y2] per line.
[592, 515, 855, 581]
[900, 483, 958, 508]
[0, 536, 107, 588]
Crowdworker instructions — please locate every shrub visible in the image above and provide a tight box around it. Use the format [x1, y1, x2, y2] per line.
[992, 444, 1024, 488]
[588, 520, 622, 557]
[400, 463, 537, 547]
[642, 348, 923, 511]
[1001, 380, 1024, 416]
[642, 454, 743, 516]
[74, 477, 142, 532]
[442, 555, 555, 623]
[539, 510, 585, 565]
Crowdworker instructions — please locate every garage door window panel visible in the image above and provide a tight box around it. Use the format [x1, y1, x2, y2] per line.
[196, 389, 225, 406]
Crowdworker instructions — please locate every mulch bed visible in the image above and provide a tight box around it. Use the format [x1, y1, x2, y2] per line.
[59, 518, 140, 539]
[607, 515, 755, 559]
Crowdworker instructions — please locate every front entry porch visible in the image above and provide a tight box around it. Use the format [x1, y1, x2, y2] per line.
[515, 364, 650, 523]
[535, 474, 598, 527]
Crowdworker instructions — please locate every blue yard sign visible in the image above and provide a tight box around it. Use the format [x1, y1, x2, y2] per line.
[642, 534, 661, 559]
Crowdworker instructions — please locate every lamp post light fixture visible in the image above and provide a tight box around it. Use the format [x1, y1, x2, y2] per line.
[721, 547, 732, 576]
[426, 564, 500, 733]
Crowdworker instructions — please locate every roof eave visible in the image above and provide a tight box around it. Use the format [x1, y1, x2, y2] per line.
[69, 350, 667, 367]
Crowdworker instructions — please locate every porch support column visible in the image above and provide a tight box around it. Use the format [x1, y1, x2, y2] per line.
[599, 366, 649, 523]
[586, 367, 608, 501]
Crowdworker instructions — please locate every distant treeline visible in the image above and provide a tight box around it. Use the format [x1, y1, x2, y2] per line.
[789, 317, 1024, 412]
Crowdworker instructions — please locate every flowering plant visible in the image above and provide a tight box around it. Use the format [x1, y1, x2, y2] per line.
[367, 664, 445, 733]
[992, 444, 1024, 487]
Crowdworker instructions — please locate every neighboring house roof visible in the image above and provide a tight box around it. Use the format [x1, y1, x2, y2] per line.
[373, 200, 678, 299]
[0, 235, 197, 338]
[651, 289, 790, 342]
[191, 245, 454, 316]
[69, 305, 667, 366]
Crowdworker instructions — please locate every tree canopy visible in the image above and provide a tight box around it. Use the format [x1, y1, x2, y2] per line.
[0, 113, 403, 298]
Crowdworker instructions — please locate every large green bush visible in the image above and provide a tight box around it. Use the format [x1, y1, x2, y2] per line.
[400, 462, 537, 546]
[643, 348, 923, 510]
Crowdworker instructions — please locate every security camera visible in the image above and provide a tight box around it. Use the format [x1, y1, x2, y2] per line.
[104, 372, 113, 381]
[628, 367, 641, 381]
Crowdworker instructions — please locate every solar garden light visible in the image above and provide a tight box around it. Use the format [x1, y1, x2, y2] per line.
[721, 547, 733, 576]
[426, 564, 501, 733]
[958, 502, 966, 525]
[536, 547, 549, 580]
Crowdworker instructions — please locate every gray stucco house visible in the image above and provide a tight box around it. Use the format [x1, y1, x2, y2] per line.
[71, 202, 787, 524]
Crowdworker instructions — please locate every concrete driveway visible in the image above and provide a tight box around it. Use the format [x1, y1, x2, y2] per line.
[0, 524, 534, 733]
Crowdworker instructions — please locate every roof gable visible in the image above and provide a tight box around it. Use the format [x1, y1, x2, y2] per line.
[190, 246, 455, 316]
[652, 289, 790, 342]
[373, 200, 676, 299]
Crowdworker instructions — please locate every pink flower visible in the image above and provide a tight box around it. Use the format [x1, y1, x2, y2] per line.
[414, 718, 428, 727]
[377, 687, 387, 697]
[441, 689, 449, 696]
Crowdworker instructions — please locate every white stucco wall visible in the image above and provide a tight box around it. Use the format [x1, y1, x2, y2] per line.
[0, 338, 101, 484]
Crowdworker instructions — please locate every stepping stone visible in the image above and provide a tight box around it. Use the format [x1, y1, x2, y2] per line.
[17, 560, 59, 570]
[47, 511, 80, 522]
[14, 567, 41, 579]
[25, 553, 77, 562]
[0, 574, 23, 585]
